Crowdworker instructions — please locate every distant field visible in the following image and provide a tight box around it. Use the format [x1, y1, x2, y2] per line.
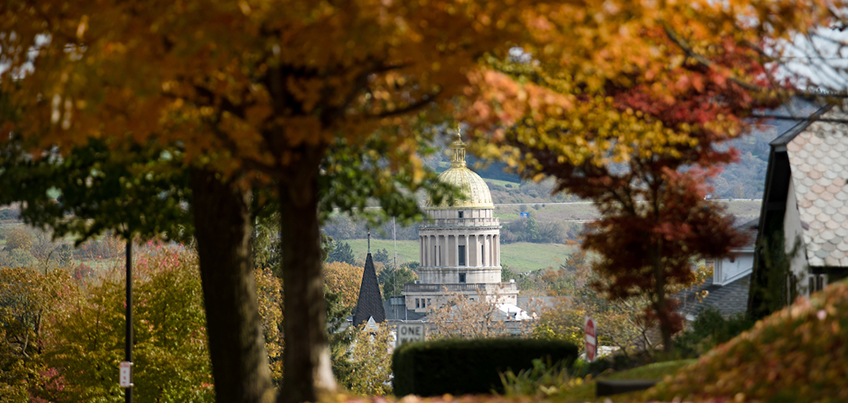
[485, 178, 521, 187]
[718, 199, 761, 222]
[500, 242, 576, 272]
[343, 239, 575, 272]
[494, 202, 598, 223]
[494, 199, 760, 224]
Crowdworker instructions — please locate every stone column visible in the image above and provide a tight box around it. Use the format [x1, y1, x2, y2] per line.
[465, 234, 470, 267]
[439, 235, 445, 267]
[452, 234, 458, 267]
[488, 234, 494, 267]
[495, 234, 500, 266]
[423, 235, 428, 267]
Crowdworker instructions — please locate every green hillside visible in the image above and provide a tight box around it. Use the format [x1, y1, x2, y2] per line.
[343, 239, 575, 272]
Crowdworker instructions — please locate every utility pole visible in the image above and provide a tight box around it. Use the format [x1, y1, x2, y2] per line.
[392, 217, 398, 298]
[392, 217, 398, 269]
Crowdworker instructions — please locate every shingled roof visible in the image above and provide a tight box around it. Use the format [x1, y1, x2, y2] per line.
[679, 275, 752, 319]
[784, 109, 848, 267]
[352, 253, 386, 326]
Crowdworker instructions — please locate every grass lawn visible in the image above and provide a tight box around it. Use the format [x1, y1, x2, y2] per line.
[562, 359, 697, 403]
[343, 239, 575, 271]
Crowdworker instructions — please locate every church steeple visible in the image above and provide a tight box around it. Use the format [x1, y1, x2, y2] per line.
[352, 253, 386, 326]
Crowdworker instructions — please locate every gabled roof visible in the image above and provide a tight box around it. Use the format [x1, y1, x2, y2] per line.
[784, 109, 848, 267]
[734, 218, 760, 249]
[757, 103, 831, 254]
[352, 253, 386, 326]
[679, 275, 752, 318]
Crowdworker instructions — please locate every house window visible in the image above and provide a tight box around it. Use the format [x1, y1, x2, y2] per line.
[458, 245, 466, 266]
[481, 245, 485, 265]
[810, 274, 828, 293]
[458, 211, 464, 218]
[427, 299, 432, 307]
[788, 274, 798, 302]
[415, 298, 420, 308]
[421, 299, 426, 308]
[459, 273, 466, 283]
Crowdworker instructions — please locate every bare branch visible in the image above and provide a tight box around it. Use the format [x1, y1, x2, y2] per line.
[662, 25, 763, 92]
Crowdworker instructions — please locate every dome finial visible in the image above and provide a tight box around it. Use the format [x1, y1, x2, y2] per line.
[450, 127, 466, 168]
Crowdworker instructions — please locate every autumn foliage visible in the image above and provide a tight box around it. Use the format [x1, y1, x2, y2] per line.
[647, 280, 848, 403]
[469, 0, 807, 350]
[3, 0, 846, 400]
[0, 243, 285, 402]
[324, 261, 365, 311]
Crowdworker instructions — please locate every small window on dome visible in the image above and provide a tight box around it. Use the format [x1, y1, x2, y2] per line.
[458, 211, 464, 218]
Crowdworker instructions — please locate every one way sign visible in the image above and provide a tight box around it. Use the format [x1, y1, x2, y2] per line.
[396, 323, 426, 346]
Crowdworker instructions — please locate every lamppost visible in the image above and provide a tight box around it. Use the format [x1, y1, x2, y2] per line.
[119, 238, 133, 402]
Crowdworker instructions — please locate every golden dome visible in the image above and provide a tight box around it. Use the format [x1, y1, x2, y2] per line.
[426, 131, 494, 209]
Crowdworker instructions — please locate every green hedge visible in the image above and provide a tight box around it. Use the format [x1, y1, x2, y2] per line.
[392, 338, 578, 396]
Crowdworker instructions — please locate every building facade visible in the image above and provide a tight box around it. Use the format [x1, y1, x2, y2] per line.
[403, 131, 518, 312]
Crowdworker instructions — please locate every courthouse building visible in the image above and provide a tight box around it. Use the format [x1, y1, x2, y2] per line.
[401, 131, 519, 313]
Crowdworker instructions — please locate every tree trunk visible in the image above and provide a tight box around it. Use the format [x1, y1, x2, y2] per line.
[651, 240, 674, 353]
[190, 168, 275, 403]
[277, 163, 338, 403]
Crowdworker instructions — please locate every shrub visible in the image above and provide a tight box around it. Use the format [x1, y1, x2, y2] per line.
[71, 263, 94, 280]
[392, 338, 578, 396]
[647, 280, 848, 403]
[5, 228, 32, 252]
[499, 358, 579, 398]
[0, 249, 35, 269]
[672, 306, 754, 358]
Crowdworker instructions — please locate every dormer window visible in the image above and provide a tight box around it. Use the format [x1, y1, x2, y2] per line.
[458, 211, 464, 218]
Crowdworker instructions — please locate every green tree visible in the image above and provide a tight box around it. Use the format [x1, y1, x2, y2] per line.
[372, 248, 391, 267]
[400, 261, 420, 271]
[501, 265, 520, 283]
[377, 266, 418, 300]
[328, 242, 356, 266]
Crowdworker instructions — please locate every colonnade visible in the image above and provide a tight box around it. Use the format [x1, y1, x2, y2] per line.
[419, 233, 499, 268]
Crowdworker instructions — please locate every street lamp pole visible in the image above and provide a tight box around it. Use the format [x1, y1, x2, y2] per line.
[125, 239, 133, 403]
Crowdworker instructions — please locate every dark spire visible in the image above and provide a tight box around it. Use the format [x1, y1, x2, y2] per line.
[352, 253, 385, 326]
